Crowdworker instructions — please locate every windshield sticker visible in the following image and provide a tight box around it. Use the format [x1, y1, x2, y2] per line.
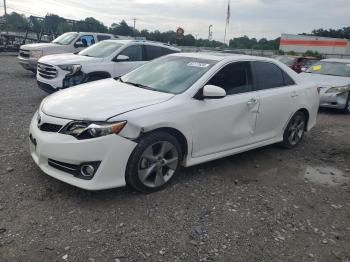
[187, 62, 210, 68]
[312, 65, 322, 71]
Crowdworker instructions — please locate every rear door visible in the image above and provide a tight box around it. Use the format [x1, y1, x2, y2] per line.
[251, 61, 298, 143]
[192, 61, 260, 157]
[112, 44, 145, 77]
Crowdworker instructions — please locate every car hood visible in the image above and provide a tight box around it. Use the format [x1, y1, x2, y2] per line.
[20, 43, 63, 51]
[301, 73, 350, 88]
[39, 53, 100, 65]
[41, 79, 174, 121]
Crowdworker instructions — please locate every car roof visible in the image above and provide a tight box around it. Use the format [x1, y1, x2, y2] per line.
[102, 39, 180, 50]
[171, 52, 277, 62]
[321, 58, 350, 64]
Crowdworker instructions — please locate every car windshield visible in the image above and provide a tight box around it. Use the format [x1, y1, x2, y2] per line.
[306, 61, 350, 77]
[79, 41, 124, 58]
[275, 56, 295, 66]
[52, 32, 79, 45]
[120, 56, 217, 94]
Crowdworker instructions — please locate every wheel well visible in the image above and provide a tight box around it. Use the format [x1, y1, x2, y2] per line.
[297, 108, 310, 130]
[142, 127, 188, 158]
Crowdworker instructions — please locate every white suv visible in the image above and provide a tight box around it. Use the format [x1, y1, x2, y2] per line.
[18, 32, 118, 72]
[36, 40, 181, 93]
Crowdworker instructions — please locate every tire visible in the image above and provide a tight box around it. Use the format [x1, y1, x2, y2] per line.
[343, 92, 350, 114]
[281, 111, 306, 149]
[125, 131, 182, 193]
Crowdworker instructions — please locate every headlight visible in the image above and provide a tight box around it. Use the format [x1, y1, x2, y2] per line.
[58, 64, 82, 75]
[30, 50, 43, 59]
[326, 86, 350, 93]
[60, 121, 127, 140]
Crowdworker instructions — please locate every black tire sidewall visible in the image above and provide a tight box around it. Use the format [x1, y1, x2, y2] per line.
[125, 131, 182, 193]
[282, 111, 306, 148]
[344, 92, 350, 113]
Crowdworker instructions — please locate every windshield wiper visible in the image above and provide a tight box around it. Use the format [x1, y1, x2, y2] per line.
[120, 79, 157, 91]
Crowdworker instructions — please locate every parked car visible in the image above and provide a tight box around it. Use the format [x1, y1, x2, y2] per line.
[36, 40, 181, 93]
[18, 32, 117, 72]
[301, 58, 350, 112]
[29, 53, 319, 192]
[275, 55, 319, 73]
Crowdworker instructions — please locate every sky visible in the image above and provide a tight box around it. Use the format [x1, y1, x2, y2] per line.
[2, 0, 350, 42]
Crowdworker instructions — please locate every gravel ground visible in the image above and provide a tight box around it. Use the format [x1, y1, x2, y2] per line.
[0, 53, 349, 262]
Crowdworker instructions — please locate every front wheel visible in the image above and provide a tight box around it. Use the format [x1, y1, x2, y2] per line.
[125, 131, 182, 193]
[282, 111, 306, 148]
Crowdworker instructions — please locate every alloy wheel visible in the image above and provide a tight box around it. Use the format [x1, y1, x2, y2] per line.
[138, 141, 179, 188]
[287, 114, 305, 146]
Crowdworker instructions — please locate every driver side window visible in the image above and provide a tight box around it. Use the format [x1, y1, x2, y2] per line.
[76, 35, 94, 47]
[119, 45, 143, 61]
[207, 62, 253, 95]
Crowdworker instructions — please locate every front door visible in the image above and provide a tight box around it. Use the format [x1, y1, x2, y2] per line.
[192, 62, 260, 158]
[113, 44, 146, 77]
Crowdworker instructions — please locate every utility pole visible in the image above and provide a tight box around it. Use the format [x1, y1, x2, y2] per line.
[132, 17, 137, 38]
[3, 0, 9, 43]
[208, 25, 212, 41]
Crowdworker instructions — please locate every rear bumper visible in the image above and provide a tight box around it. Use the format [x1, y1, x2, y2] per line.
[18, 56, 37, 71]
[320, 92, 348, 109]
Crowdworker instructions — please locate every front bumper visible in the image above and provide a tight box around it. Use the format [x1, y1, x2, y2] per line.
[29, 112, 137, 190]
[320, 91, 349, 109]
[17, 56, 38, 71]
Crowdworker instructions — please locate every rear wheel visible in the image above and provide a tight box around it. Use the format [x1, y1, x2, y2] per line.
[282, 111, 306, 148]
[125, 131, 182, 193]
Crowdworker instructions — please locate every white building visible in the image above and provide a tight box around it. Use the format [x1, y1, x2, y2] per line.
[280, 33, 350, 56]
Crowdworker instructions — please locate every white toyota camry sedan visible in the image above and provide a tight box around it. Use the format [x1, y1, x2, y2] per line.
[29, 53, 319, 192]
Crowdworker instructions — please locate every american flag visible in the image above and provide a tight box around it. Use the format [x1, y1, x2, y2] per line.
[226, 1, 230, 25]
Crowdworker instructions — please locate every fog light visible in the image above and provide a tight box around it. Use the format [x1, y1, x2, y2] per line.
[80, 165, 95, 177]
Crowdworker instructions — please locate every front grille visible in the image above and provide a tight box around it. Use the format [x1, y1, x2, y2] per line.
[48, 159, 79, 176]
[37, 62, 57, 79]
[39, 123, 62, 132]
[19, 49, 30, 58]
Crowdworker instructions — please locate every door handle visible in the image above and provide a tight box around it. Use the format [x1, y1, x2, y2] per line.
[247, 98, 258, 105]
[291, 92, 299, 98]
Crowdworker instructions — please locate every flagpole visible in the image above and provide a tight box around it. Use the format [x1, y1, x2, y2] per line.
[224, 0, 230, 45]
[224, 22, 228, 45]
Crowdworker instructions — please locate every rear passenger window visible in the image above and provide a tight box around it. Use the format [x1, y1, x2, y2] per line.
[145, 45, 162, 60]
[207, 62, 253, 95]
[253, 61, 285, 90]
[282, 71, 295, 86]
[119, 45, 142, 61]
[97, 35, 111, 41]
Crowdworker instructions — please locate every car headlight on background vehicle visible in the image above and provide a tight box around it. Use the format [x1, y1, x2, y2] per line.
[326, 85, 350, 93]
[58, 64, 82, 75]
[60, 121, 127, 140]
[30, 50, 43, 59]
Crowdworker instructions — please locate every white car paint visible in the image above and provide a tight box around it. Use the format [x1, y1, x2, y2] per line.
[36, 40, 180, 93]
[18, 32, 119, 71]
[29, 53, 319, 190]
[301, 58, 350, 110]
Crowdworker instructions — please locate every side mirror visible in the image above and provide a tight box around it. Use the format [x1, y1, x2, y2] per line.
[115, 55, 130, 62]
[195, 85, 226, 100]
[301, 67, 307, 72]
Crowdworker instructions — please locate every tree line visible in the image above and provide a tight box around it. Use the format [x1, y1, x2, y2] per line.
[1, 12, 349, 50]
